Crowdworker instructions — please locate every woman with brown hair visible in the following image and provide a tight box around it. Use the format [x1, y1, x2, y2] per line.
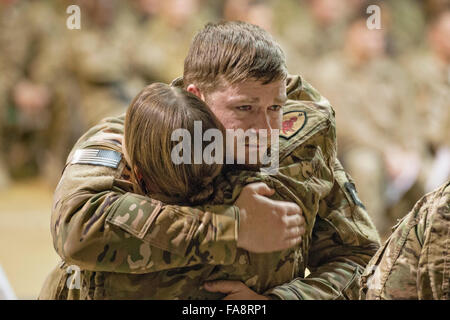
[123, 82, 224, 206]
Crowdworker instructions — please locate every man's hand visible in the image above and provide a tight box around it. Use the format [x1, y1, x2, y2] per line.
[235, 182, 305, 253]
[204, 281, 269, 300]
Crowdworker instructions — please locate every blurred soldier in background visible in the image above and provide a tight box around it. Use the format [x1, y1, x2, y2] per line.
[308, 13, 425, 237]
[401, 10, 450, 195]
[126, 0, 168, 84]
[360, 180, 449, 300]
[273, 0, 359, 76]
[0, 0, 78, 187]
[222, 0, 274, 32]
[387, 0, 427, 55]
[128, 0, 214, 85]
[64, 0, 139, 131]
[0, 0, 50, 182]
[0, 0, 18, 189]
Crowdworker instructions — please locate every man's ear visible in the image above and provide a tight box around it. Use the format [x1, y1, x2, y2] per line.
[186, 84, 206, 101]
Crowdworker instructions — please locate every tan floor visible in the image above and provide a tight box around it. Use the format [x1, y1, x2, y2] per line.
[0, 178, 59, 299]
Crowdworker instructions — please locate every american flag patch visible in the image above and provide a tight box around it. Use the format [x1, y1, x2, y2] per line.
[71, 148, 122, 169]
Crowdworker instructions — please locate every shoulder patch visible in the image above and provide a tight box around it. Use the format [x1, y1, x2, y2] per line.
[280, 110, 307, 139]
[344, 182, 366, 209]
[70, 148, 122, 169]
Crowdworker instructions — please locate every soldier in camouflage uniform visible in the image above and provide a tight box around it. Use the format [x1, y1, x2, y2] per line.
[0, 0, 82, 186]
[400, 10, 450, 194]
[272, 0, 355, 78]
[360, 180, 449, 300]
[39, 80, 334, 299]
[386, 0, 427, 56]
[39, 74, 378, 300]
[308, 17, 426, 237]
[39, 21, 380, 300]
[128, 0, 215, 85]
[0, 0, 55, 179]
[64, 0, 141, 130]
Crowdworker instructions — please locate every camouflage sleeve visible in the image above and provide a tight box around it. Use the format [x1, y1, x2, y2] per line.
[265, 159, 381, 299]
[52, 161, 239, 275]
[360, 181, 449, 300]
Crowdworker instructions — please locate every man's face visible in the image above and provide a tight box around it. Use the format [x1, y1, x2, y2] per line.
[204, 78, 286, 132]
[201, 78, 287, 166]
[347, 21, 386, 62]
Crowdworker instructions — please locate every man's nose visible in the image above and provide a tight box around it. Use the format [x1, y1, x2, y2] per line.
[253, 112, 272, 132]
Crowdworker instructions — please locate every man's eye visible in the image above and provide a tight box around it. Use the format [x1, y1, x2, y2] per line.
[236, 105, 252, 111]
[269, 105, 282, 111]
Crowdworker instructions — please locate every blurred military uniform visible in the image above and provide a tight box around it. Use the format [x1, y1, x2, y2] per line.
[127, 11, 185, 85]
[64, 0, 141, 130]
[273, 0, 352, 77]
[27, 2, 86, 187]
[401, 50, 450, 189]
[360, 180, 449, 300]
[39, 75, 380, 300]
[0, 1, 69, 184]
[400, 10, 450, 215]
[308, 17, 425, 236]
[128, 0, 214, 85]
[0, 0, 41, 180]
[386, 0, 427, 55]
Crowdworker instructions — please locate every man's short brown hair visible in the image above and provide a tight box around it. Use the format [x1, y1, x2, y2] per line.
[183, 21, 288, 92]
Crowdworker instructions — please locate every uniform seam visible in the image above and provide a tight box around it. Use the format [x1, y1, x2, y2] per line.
[435, 188, 450, 299]
[441, 220, 449, 298]
[418, 189, 442, 299]
[379, 216, 419, 297]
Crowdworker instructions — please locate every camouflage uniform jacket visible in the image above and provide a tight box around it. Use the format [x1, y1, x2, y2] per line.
[39, 75, 380, 300]
[360, 181, 450, 300]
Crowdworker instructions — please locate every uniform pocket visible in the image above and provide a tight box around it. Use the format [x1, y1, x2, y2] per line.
[359, 234, 393, 299]
[334, 265, 362, 300]
[106, 193, 162, 239]
[106, 192, 202, 256]
[362, 212, 419, 299]
[106, 192, 170, 248]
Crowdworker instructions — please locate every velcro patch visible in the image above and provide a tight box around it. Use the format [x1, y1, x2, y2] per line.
[70, 148, 122, 168]
[280, 110, 307, 139]
[344, 182, 366, 209]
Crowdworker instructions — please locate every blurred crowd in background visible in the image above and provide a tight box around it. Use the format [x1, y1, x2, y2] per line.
[0, 0, 449, 237]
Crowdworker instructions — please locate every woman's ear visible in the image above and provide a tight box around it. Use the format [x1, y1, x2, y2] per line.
[186, 84, 205, 101]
